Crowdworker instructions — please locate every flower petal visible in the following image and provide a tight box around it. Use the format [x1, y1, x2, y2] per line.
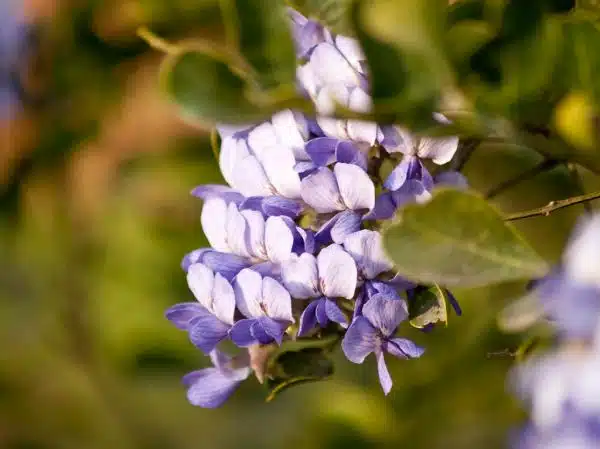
[325, 298, 348, 327]
[335, 140, 367, 171]
[234, 269, 265, 318]
[335, 36, 365, 73]
[261, 147, 302, 199]
[250, 319, 275, 344]
[281, 253, 320, 299]
[241, 209, 266, 260]
[334, 163, 375, 211]
[187, 263, 215, 310]
[298, 300, 319, 336]
[317, 244, 358, 299]
[247, 122, 278, 160]
[362, 295, 409, 337]
[315, 298, 329, 327]
[272, 110, 308, 160]
[385, 338, 425, 359]
[300, 167, 345, 213]
[200, 251, 251, 281]
[305, 137, 338, 166]
[165, 302, 206, 330]
[261, 276, 293, 322]
[201, 198, 229, 252]
[364, 193, 397, 220]
[310, 42, 360, 86]
[343, 230, 393, 280]
[184, 368, 245, 408]
[229, 318, 257, 347]
[434, 171, 469, 189]
[341, 317, 378, 363]
[265, 216, 294, 263]
[188, 314, 231, 354]
[219, 136, 249, 187]
[212, 273, 236, 325]
[564, 213, 600, 288]
[376, 351, 393, 395]
[315, 210, 362, 245]
[417, 136, 459, 165]
[257, 316, 286, 345]
[232, 155, 274, 197]
[226, 203, 251, 258]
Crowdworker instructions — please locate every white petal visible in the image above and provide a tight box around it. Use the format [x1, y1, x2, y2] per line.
[564, 213, 600, 288]
[317, 244, 358, 299]
[241, 210, 266, 260]
[226, 203, 251, 258]
[232, 155, 274, 197]
[300, 167, 345, 213]
[281, 253, 320, 299]
[247, 122, 278, 162]
[187, 263, 215, 310]
[234, 269, 265, 318]
[271, 110, 308, 159]
[417, 136, 459, 165]
[265, 217, 294, 264]
[335, 36, 365, 74]
[201, 198, 230, 252]
[310, 42, 360, 87]
[334, 163, 375, 211]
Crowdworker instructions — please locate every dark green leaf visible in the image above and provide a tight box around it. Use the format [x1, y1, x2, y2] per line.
[382, 188, 549, 288]
[287, 0, 354, 35]
[263, 333, 339, 402]
[161, 49, 265, 124]
[221, 0, 297, 88]
[351, 0, 447, 126]
[408, 284, 449, 329]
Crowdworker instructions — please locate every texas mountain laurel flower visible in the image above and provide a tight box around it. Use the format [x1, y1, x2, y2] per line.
[165, 9, 465, 408]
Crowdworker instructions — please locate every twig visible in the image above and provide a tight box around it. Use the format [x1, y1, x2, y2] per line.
[137, 27, 178, 54]
[449, 138, 480, 172]
[485, 159, 560, 199]
[567, 163, 593, 214]
[505, 191, 600, 221]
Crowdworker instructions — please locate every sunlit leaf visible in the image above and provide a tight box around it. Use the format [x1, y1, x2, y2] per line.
[382, 188, 549, 287]
[408, 284, 449, 329]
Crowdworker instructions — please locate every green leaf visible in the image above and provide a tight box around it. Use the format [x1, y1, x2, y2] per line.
[382, 188, 549, 288]
[287, 0, 354, 35]
[264, 333, 339, 402]
[221, 0, 297, 88]
[408, 284, 449, 329]
[161, 48, 266, 124]
[351, 0, 449, 126]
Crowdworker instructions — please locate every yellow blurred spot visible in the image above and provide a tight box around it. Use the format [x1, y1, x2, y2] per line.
[554, 92, 596, 149]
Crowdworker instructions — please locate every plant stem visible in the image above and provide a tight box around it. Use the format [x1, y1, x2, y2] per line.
[449, 138, 479, 172]
[505, 191, 600, 221]
[485, 159, 560, 199]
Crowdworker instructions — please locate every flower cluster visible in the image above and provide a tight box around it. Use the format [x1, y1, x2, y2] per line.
[511, 214, 600, 448]
[166, 9, 465, 408]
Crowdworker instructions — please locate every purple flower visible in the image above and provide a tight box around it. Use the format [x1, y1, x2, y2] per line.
[301, 163, 375, 243]
[343, 230, 405, 316]
[287, 8, 330, 58]
[166, 263, 236, 354]
[182, 350, 251, 408]
[342, 296, 424, 394]
[381, 114, 459, 165]
[514, 415, 600, 449]
[297, 40, 379, 145]
[218, 111, 308, 199]
[230, 269, 294, 347]
[281, 244, 357, 335]
[201, 197, 311, 267]
[303, 137, 368, 173]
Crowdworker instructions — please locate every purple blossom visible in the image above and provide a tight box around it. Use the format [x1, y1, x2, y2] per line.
[301, 163, 375, 243]
[218, 110, 308, 199]
[303, 137, 368, 174]
[281, 244, 357, 335]
[182, 350, 251, 408]
[287, 8, 330, 59]
[229, 269, 294, 347]
[297, 40, 379, 145]
[166, 263, 236, 354]
[342, 296, 424, 394]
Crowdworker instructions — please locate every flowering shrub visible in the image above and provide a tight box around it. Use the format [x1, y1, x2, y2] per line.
[144, 0, 600, 447]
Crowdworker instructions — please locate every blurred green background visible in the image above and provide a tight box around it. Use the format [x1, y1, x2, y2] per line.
[3, 2, 600, 449]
